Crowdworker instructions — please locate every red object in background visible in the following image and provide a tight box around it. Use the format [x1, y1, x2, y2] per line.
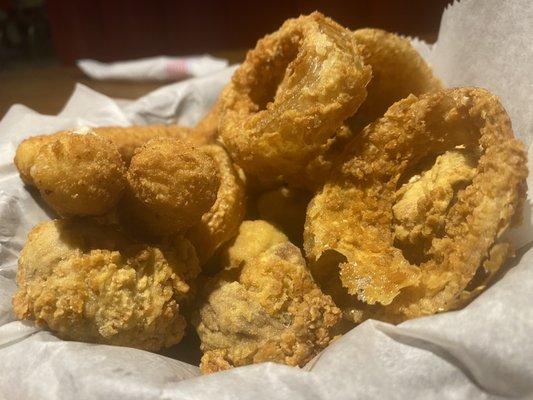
[46, 0, 451, 65]
[0, 0, 11, 11]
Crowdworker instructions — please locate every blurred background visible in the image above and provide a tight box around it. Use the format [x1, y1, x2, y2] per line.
[0, 0, 452, 117]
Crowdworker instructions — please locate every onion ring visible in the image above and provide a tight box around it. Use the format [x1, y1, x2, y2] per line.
[348, 28, 443, 133]
[220, 12, 371, 189]
[191, 100, 223, 146]
[392, 149, 477, 258]
[304, 87, 528, 322]
[187, 144, 246, 265]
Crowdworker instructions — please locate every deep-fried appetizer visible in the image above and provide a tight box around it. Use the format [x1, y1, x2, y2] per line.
[348, 28, 442, 132]
[30, 132, 126, 216]
[95, 124, 193, 164]
[14, 132, 69, 185]
[393, 150, 476, 253]
[257, 186, 311, 245]
[14, 125, 192, 179]
[187, 144, 246, 265]
[11, 11, 530, 375]
[220, 12, 371, 189]
[195, 220, 341, 373]
[124, 138, 219, 236]
[12, 219, 200, 351]
[192, 100, 223, 145]
[305, 87, 527, 323]
[220, 220, 289, 270]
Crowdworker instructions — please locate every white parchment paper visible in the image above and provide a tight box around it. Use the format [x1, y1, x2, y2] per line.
[0, 1, 532, 398]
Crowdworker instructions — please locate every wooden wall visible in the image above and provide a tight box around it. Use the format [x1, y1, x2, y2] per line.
[46, 0, 451, 64]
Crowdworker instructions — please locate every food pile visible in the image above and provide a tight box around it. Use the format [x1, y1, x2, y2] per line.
[11, 13, 528, 374]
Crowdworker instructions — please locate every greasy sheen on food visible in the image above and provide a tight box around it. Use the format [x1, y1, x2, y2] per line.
[304, 87, 528, 323]
[195, 220, 341, 373]
[12, 219, 200, 351]
[124, 138, 220, 236]
[219, 12, 372, 189]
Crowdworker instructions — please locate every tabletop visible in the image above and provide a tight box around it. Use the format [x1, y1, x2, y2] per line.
[0, 50, 246, 119]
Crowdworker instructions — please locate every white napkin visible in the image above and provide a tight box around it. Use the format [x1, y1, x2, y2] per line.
[77, 55, 229, 81]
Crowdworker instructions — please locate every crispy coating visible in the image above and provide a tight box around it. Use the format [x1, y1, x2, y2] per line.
[257, 186, 311, 245]
[304, 87, 528, 322]
[187, 145, 246, 265]
[348, 28, 443, 132]
[195, 221, 341, 373]
[124, 138, 219, 236]
[192, 100, 223, 145]
[393, 150, 477, 252]
[95, 125, 193, 164]
[14, 125, 192, 183]
[14, 132, 69, 185]
[220, 12, 371, 189]
[12, 219, 200, 351]
[221, 220, 289, 270]
[30, 132, 126, 216]
[452, 242, 513, 309]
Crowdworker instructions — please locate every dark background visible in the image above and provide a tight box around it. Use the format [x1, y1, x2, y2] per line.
[0, 0, 451, 116]
[45, 0, 451, 64]
[1, 0, 451, 66]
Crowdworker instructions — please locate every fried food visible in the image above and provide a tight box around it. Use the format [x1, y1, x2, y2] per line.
[257, 186, 311, 245]
[348, 29, 443, 133]
[192, 100, 223, 145]
[14, 125, 192, 182]
[195, 220, 341, 373]
[187, 145, 246, 265]
[11, 12, 530, 373]
[393, 150, 477, 254]
[30, 132, 127, 216]
[124, 138, 219, 236]
[219, 12, 371, 189]
[304, 87, 527, 322]
[12, 219, 200, 351]
[95, 124, 193, 164]
[220, 220, 289, 270]
[14, 132, 69, 185]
